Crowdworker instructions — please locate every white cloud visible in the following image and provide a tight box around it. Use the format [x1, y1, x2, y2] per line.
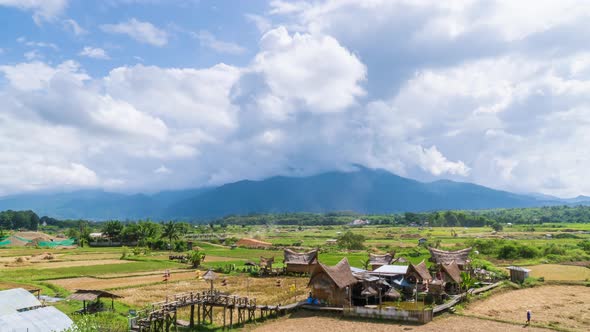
[195, 31, 246, 55]
[62, 19, 87, 35]
[17, 37, 58, 50]
[248, 26, 366, 114]
[24, 50, 41, 61]
[154, 165, 171, 174]
[0, 0, 68, 24]
[245, 14, 272, 33]
[101, 18, 168, 47]
[79, 47, 110, 60]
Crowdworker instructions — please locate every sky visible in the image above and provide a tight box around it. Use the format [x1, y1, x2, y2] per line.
[1, 0, 590, 198]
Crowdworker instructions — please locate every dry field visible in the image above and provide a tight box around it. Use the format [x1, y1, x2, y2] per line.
[248, 311, 549, 332]
[465, 285, 590, 331]
[4, 259, 131, 269]
[527, 264, 590, 281]
[50, 270, 200, 290]
[112, 275, 309, 308]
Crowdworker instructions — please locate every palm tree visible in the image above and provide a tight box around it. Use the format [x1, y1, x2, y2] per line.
[161, 221, 181, 250]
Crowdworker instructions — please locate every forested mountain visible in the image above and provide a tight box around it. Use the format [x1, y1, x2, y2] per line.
[0, 168, 572, 221]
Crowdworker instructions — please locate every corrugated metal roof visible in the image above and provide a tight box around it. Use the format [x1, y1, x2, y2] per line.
[372, 265, 409, 275]
[507, 266, 531, 272]
[0, 306, 73, 332]
[0, 288, 41, 315]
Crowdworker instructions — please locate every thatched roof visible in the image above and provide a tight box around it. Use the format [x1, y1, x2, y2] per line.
[284, 249, 318, 265]
[428, 247, 472, 265]
[407, 260, 432, 282]
[259, 256, 274, 267]
[202, 270, 217, 281]
[441, 261, 462, 284]
[369, 253, 394, 266]
[385, 288, 401, 299]
[309, 258, 357, 289]
[360, 286, 378, 297]
[67, 290, 121, 302]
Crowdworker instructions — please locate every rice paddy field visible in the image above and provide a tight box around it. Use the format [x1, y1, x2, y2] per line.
[0, 223, 588, 330]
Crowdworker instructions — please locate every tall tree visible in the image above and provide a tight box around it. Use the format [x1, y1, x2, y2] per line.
[161, 221, 181, 249]
[102, 221, 123, 241]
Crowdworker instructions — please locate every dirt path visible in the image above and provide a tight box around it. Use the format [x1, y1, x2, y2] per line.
[247, 311, 550, 332]
[465, 285, 590, 331]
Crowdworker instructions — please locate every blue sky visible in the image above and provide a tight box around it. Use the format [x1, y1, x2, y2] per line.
[1, 1, 590, 197]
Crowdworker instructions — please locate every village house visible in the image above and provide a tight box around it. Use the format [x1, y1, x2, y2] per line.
[284, 248, 319, 274]
[404, 260, 432, 292]
[432, 261, 462, 294]
[308, 258, 358, 306]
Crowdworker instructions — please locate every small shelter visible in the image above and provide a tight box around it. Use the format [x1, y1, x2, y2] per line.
[308, 258, 358, 306]
[428, 247, 472, 269]
[259, 256, 274, 275]
[507, 266, 530, 283]
[368, 253, 394, 271]
[67, 289, 122, 314]
[284, 249, 319, 274]
[405, 261, 432, 292]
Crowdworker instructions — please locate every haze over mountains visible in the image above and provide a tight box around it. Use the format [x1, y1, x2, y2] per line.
[0, 168, 580, 221]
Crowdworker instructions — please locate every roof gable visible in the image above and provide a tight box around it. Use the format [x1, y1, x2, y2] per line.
[428, 247, 472, 265]
[284, 249, 318, 265]
[309, 258, 357, 289]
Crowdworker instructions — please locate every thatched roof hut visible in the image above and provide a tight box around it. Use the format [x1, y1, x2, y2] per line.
[369, 253, 394, 271]
[284, 249, 318, 274]
[440, 261, 462, 284]
[384, 288, 401, 299]
[406, 260, 432, 285]
[308, 258, 357, 306]
[428, 247, 472, 269]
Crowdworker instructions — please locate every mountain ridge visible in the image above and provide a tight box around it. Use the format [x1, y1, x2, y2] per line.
[0, 168, 578, 221]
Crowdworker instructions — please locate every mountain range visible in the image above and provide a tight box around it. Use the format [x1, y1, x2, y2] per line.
[0, 168, 581, 221]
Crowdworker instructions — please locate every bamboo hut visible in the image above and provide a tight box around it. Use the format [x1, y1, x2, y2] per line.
[369, 253, 394, 271]
[428, 247, 472, 270]
[284, 249, 318, 274]
[308, 258, 358, 306]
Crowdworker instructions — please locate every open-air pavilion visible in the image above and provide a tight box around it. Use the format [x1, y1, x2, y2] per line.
[68, 289, 122, 314]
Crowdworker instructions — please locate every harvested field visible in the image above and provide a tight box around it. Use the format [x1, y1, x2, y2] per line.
[5, 259, 130, 269]
[465, 285, 590, 331]
[527, 264, 590, 281]
[50, 270, 199, 290]
[113, 275, 308, 308]
[248, 311, 549, 332]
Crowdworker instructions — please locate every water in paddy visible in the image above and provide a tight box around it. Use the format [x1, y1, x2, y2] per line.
[379, 301, 426, 310]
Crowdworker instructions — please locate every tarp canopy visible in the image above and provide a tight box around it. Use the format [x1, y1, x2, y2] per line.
[0, 288, 41, 315]
[0, 306, 73, 332]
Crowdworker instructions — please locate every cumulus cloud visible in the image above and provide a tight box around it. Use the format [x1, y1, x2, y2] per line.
[3, 1, 590, 197]
[79, 47, 110, 60]
[101, 18, 168, 46]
